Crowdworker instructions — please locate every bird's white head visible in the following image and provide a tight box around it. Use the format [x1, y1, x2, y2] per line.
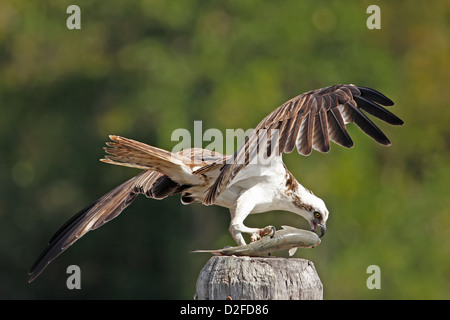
[291, 187, 329, 237]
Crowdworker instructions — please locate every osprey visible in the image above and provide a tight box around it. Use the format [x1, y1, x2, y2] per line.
[29, 84, 403, 282]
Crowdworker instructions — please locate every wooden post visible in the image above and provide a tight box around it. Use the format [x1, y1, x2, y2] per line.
[195, 256, 323, 300]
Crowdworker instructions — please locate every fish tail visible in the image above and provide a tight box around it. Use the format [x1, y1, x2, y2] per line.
[191, 249, 223, 255]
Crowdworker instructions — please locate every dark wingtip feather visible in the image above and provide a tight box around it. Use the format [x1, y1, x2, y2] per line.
[342, 137, 355, 148]
[346, 103, 392, 146]
[357, 86, 394, 106]
[354, 95, 404, 126]
[28, 202, 96, 282]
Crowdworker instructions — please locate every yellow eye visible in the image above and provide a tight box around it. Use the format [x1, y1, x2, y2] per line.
[314, 212, 321, 219]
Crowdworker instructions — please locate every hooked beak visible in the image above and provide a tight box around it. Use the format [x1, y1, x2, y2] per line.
[311, 222, 326, 238]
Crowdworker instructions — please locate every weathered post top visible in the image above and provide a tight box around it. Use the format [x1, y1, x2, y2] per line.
[195, 256, 323, 300]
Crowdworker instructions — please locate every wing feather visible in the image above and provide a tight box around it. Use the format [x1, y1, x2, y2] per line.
[344, 99, 391, 145]
[314, 108, 330, 153]
[29, 170, 168, 282]
[353, 95, 403, 125]
[327, 108, 354, 148]
[204, 84, 403, 205]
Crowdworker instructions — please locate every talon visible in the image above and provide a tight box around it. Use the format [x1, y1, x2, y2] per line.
[269, 226, 276, 238]
[260, 225, 276, 238]
[250, 233, 261, 242]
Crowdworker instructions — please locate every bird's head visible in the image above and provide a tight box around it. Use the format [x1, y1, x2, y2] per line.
[293, 188, 329, 238]
[309, 205, 328, 238]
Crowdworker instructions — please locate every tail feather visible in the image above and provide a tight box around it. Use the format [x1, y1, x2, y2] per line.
[101, 136, 201, 185]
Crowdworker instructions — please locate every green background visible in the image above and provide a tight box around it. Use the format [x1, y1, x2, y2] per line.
[1, 0, 449, 299]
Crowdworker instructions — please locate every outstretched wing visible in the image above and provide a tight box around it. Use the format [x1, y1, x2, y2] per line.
[204, 84, 403, 205]
[28, 170, 175, 282]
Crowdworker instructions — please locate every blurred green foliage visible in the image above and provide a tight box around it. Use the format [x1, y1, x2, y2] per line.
[1, 0, 449, 299]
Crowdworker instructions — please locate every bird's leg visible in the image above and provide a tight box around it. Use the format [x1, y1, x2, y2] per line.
[228, 201, 275, 246]
[229, 208, 258, 246]
[229, 223, 258, 246]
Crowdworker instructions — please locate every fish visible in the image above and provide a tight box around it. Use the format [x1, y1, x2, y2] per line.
[192, 226, 320, 257]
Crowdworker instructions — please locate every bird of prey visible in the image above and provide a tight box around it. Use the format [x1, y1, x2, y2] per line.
[28, 84, 403, 282]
